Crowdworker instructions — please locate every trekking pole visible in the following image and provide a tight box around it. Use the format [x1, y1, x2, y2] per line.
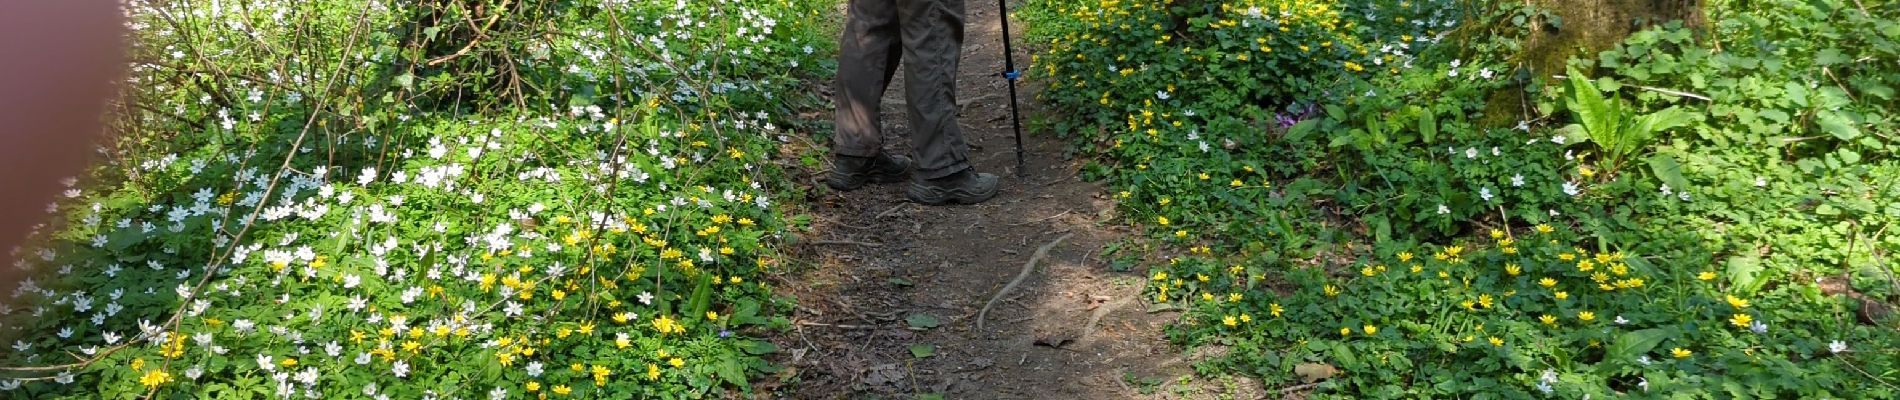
[995, 0, 1027, 176]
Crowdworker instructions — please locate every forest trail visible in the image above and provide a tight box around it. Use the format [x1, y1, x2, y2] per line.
[769, 1, 1268, 399]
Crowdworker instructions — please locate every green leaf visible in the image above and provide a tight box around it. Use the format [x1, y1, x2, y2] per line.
[1645, 153, 1692, 192]
[909, 343, 936, 358]
[1418, 106, 1438, 144]
[1727, 256, 1766, 296]
[1286, 119, 1319, 142]
[740, 340, 779, 355]
[906, 313, 940, 329]
[716, 356, 748, 387]
[1816, 111, 1861, 140]
[687, 274, 713, 319]
[1608, 329, 1670, 362]
[1565, 66, 1619, 147]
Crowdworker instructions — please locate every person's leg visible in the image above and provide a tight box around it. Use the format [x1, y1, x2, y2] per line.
[829, 0, 913, 192]
[832, 0, 903, 159]
[896, 0, 997, 205]
[894, 0, 970, 179]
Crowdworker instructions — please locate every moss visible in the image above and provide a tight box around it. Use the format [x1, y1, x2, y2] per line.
[1480, 0, 1705, 127]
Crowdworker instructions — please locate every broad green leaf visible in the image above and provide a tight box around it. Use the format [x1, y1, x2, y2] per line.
[909, 343, 936, 358]
[1286, 119, 1319, 142]
[1418, 106, 1438, 144]
[1643, 153, 1691, 194]
[906, 313, 940, 329]
[1727, 256, 1766, 296]
[1816, 111, 1861, 140]
[1608, 328, 1670, 362]
[1565, 66, 1618, 146]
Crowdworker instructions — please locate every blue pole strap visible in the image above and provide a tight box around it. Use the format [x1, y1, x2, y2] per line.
[1004, 70, 1021, 81]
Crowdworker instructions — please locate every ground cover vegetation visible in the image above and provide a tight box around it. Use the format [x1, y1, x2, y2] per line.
[1022, 0, 1900, 397]
[0, 0, 839, 398]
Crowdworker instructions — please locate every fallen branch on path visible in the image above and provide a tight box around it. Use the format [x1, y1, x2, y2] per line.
[794, 321, 884, 330]
[976, 233, 1074, 332]
[1280, 382, 1326, 393]
[1078, 290, 1140, 343]
[875, 203, 909, 219]
[811, 240, 883, 247]
[1009, 210, 1071, 226]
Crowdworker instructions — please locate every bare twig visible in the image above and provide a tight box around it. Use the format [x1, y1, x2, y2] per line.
[977, 233, 1074, 332]
[876, 203, 909, 219]
[812, 240, 883, 247]
[795, 321, 884, 330]
[1010, 210, 1071, 226]
[1281, 381, 1326, 393]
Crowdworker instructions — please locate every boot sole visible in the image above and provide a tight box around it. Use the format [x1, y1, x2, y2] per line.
[906, 184, 999, 205]
[826, 172, 908, 192]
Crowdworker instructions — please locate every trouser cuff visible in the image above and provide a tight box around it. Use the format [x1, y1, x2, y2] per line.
[915, 162, 969, 180]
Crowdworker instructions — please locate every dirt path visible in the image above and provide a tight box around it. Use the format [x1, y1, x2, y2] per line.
[766, 2, 1265, 399]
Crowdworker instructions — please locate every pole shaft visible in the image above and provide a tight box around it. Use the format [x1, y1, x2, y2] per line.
[995, 0, 1026, 176]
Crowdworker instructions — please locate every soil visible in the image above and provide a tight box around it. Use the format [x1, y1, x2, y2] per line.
[763, 1, 1269, 399]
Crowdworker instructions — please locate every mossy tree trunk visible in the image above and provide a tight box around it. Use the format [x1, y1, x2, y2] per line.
[1481, 0, 1705, 126]
[1521, 0, 1706, 75]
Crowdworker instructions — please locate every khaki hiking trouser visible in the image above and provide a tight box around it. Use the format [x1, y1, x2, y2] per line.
[832, 0, 970, 179]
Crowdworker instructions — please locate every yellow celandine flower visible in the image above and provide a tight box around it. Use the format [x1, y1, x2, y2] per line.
[1151, 271, 1168, 281]
[1477, 294, 1495, 308]
[1361, 266, 1378, 277]
[592, 365, 612, 385]
[1490, 229, 1505, 240]
[1555, 291, 1569, 300]
[1228, 293, 1243, 303]
[553, 385, 572, 395]
[1340, 327, 1352, 337]
[1698, 271, 1717, 281]
[707, 311, 720, 321]
[1398, 252, 1415, 262]
[1536, 224, 1554, 234]
[281, 358, 298, 368]
[1488, 337, 1505, 346]
[615, 336, 632, 349]
[1269, 303, 1284, 318]
[1240, 314, 1253, 323]
[1323, 285, 1339, 297]
[1671, 348, 1693, 358]
[648, 363, 662, 380]
[1156, 216, 1170, 226]
[669, 358, 685, 368]
[1726, 295, 1750, 309]
[1410, 265, 1423, 273]
[579, 323, 595, 335]
[130, 358, 145, 372]
[526, 381, 540, 392]
[1223, 315, 1238, 327]
[1730, 313, 1753, 328]
[1202, 293, 1215, 302]
[1578, 311, 1596, 322]
[1505, 264, 1522, 276]
[1363, 325, 1378, 335]
[139, 369, 172, 388]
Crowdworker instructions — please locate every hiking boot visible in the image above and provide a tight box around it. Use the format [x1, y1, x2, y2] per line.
[907, 169, 999, 205]
[827, 153, 912, 191]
